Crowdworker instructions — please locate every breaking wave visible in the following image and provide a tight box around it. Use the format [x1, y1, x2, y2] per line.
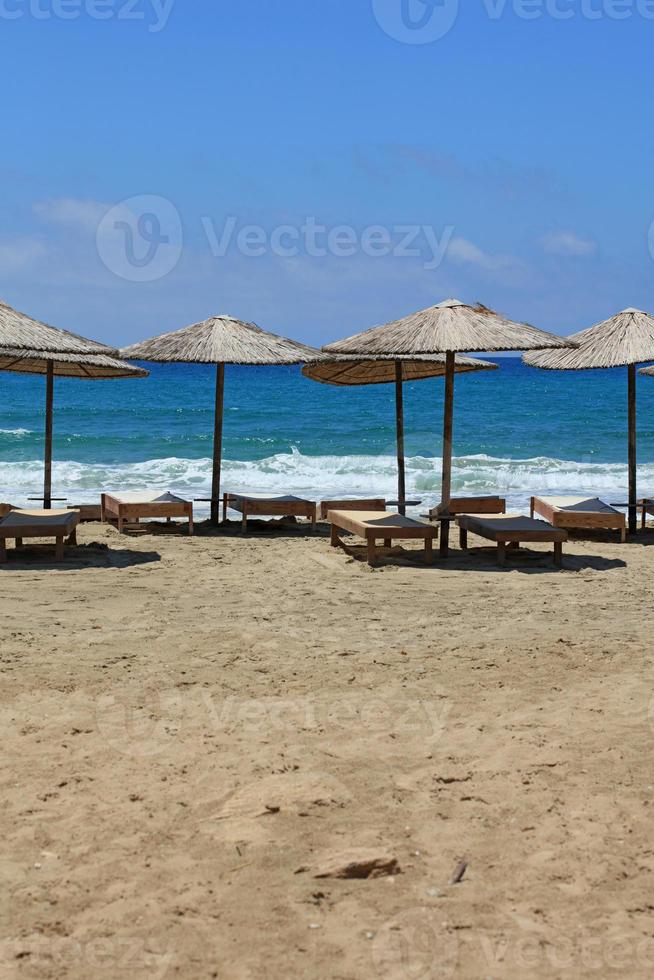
[0, 449, 647, 515]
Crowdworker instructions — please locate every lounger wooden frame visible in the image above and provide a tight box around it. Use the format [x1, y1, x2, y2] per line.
[0, 509, 80, 562]
[430, 496, 506, 555]
[319, 498, 386, 521]
[101, 493, 194, 535]
[328, 509, 437, 566]
[531, 496, 626, 543]
[223, 493, 317, 533]
[457, 514, 567, 568]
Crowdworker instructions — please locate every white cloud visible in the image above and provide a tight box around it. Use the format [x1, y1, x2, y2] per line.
[447, 236, 523, 273]
[33, 197, 109, 233]
[0, 237, 47, 273]
[540, 231, 597, 257]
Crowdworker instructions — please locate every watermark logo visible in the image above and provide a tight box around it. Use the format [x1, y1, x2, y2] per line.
[203, 215, 454, 271]
[0, 934, 174, 978]
[96, 194, 182, 282]
[0, 0, 175, 31]
[95, 682, 185, 757]
[372, 0, 654, 44]
[372, 908, 459, 979]
[372, 0, 460, 43]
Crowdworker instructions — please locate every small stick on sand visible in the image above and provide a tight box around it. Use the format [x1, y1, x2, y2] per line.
[449, 858, 468, 885]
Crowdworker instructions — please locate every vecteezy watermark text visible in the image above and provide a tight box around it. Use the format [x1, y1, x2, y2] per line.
[95, 195, 456, 280]
[202, 215, 454, 270]
[0, 0, 175, 32]
[372, 0, 654, 44]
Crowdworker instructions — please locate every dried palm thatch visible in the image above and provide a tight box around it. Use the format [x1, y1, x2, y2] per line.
[120, 314, 326, 365]
[0, 298, 115, 355]
[303, 353, 498, 513]
[523, 308, 654, 370]
[524, 308, 654, 535]
[0, 348, 148, 379]
[121, 315, 325, 525]
[323, 298, 572, 356]
[302, 352, 497, 387]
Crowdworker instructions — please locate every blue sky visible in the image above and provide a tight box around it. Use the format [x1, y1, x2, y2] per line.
[1, 0, 653, 347]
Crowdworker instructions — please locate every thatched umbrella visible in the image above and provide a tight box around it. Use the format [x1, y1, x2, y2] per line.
[0, 300, 147, 508]
[303, 353, 497, 514]
[121, 315, 325, 524]
[323, 299, 572, 511]
[525, 307, 654, 534]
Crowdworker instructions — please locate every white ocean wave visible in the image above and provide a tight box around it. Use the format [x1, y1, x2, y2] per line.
[0, 428, 32, 437]
[0, 449, 646, 515]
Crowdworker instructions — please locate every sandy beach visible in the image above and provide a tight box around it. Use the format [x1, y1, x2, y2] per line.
[1, 518, 653, 979]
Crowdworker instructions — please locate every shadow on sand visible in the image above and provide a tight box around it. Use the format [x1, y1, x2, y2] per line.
[0, 541, 161, 571]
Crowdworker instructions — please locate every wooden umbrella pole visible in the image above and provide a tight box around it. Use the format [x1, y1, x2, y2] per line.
[43, 360, 54, 510]
[628, 362, 637, 535]
[211, 363, 225, 525]
[394, 361, 406, 516]
[440, 350, 455, 512]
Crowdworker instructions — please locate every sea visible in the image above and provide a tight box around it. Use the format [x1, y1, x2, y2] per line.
[2, 357, 653, 516]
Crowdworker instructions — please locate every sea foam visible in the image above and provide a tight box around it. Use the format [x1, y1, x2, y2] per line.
[0, 449, 646, 515]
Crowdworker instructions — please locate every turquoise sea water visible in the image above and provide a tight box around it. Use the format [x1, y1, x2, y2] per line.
[2, 358, 654, 515]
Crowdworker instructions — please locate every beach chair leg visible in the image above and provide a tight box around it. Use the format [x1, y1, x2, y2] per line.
[553, 542, 563, 568]
[222, 496, 228, 522]
[15, 537, 23, 548]
[100, 495, 106, 523]
[621, 525, 627, 543]
[439, 521, 450, 558]
[530, 497, 535, 519]
[383, 538, 392, 548]
[508, 541, 520, 550]
[55, 536, 64, 561]
[459, 528, 468, 550]
[497, 542, 507, 567]
[241, 510, 248, 534]
[367, 538, 377, 566]
[0, 539, 6, 562]
[188, 512, 194, 536]
[330, 524, 340, 548]
[641, 506, 646, 531]
[118, 515, 124, 533]
[424, 538, 433, 564]
[310, 508, 317, 532]
[67, 530, 77, 546]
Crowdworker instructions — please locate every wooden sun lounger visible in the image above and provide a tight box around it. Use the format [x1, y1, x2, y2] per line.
[328, 509, 437, 566]
[319, 498, 386, 521]
[101, 492, 193, 534]
[531, 495, 626, 542]
[456, 514, 568, 567]
[429, 496, 507, 556]
[223, 493, 317, 533]
[0, 508, 80, 562]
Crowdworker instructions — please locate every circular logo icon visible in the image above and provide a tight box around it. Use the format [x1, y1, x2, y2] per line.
[95, 682, 185, 758]
[372, 908, 459, 979]
[371, 0, 460, 45]
[96, 194, 183, 282]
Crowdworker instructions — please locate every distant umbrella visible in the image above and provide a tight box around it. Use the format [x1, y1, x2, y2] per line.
[0, 300, 147, 509]
[525, 307, 654, 534]
[121, 314, 326, 524]
[303, 353, 497, 514]
[324, 299, 572, 511]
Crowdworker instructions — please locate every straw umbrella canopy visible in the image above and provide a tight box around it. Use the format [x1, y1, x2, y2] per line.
[121, 314, 326, 524]
[303, 353, 497, 514]
[324, 298, 573, 511]
[525, 308, 654, 534]
[0, 300, 147, 508]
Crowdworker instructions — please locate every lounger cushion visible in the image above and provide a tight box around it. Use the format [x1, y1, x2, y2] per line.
[105, 491, 189, 505]
[534, 495, 620, 515]
[0, 509, 79, 537]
